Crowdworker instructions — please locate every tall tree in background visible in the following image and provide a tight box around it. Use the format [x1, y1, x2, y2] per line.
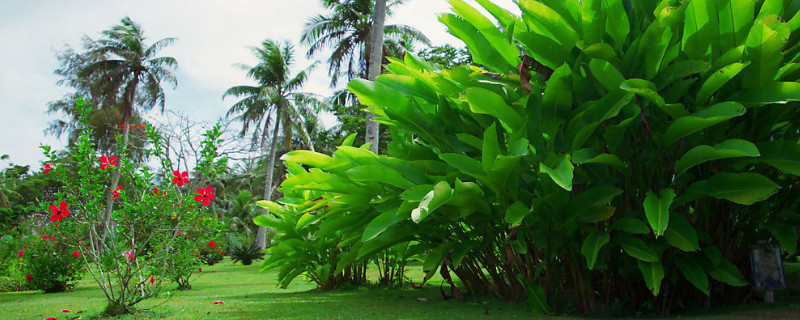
[302, 0, 429, 150]
[365, 0, 386, 153]
[77, 17, 178, 240]
[301, 0, 429, 87]
[223, 39, 322, 250]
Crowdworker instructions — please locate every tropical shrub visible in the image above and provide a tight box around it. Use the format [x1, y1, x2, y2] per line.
[261, 0, 800, 315]
[21, 231, 84, 293]
[230, 242, 265, 265]
[40, 98, 224, 315]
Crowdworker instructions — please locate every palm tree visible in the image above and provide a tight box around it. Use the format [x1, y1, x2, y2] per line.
[365, 0, 386, 153]
[223, 39, 323, 250]
[79, 17, 178, 239]
[301, 0, 430, 87]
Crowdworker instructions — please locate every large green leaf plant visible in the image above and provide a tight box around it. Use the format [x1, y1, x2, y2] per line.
[259, 0, 800, 314]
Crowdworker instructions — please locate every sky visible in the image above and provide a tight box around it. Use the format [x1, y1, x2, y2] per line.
[0, 0, 517, 169]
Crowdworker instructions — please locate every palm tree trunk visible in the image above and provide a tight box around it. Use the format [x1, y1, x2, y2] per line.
[100, 75, 138, 243]
[365, 0, 386, 154]
[255, 105, 283, 250]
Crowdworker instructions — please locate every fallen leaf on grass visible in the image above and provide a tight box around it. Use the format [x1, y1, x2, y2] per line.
[212, 301, 225, 304]
[62, 309, 71, 312]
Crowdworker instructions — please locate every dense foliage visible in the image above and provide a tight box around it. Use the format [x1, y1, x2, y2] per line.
[259, 0, 800, 315]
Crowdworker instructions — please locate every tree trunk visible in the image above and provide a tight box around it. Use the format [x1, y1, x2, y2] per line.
[255, 105, 283, 250]
[365, 0, 386, 154]
[100, 74, 138, 243]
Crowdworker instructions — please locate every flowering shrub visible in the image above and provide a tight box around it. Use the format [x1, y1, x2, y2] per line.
[39, 98, 224, 315]
[21, 230, 84, 293]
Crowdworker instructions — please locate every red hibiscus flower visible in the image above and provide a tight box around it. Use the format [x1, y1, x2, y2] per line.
[208, 240, 215, 248]
[62, 309, 71, 312]
[194, 186, 215, 206]
[25, 274, 32, 282]
[72, 250, 80, 258]
[153, 188, 159, 194]
[176, 230, 183, 235]
[172, 170, 189, 186]
[112, 186, 123, 200]
[43, 163, 53, 174]
[18, 250, 23, 258]
[125, 251, 134, 261]
[99, 155, 117, 170]
[212, 301, 225, 304]
[41, 234, 49, 239]
[45, 318, 57, 320]
[49, 201, 69, 222]
[150, 276, 155, 285]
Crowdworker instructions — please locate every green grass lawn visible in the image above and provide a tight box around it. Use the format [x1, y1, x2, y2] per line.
[0, 261, 798, 319]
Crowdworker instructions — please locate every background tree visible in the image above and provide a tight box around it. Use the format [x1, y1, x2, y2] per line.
[65, 17, 177, 240]
[365, 0, 386, 153]
[223, 39, 323, 250]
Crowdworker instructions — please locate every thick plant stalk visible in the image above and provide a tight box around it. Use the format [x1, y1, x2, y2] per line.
[255, 106, 283, 250]
[365, 0, 386, 154]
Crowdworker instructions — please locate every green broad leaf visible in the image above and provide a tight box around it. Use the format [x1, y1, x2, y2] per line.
[578, 206, 616, 223]
[682, 0, 718, 60]
[708, 259, 749, 286]
[519, 0, 579, 48]
[439, 14, 516, 72]
[423, 242, 460, 280]
[411, 181, 453, 223]
[762, 220, 798, 253]
[620, 79, 665, 107]
[400, 184, 434, 202]
[616, 234, 659, 262]
[505, 201, 532, 227]
[581, 229, 610, 270]
[475, 0, 517, 26]
[612, 218, 651, 234]
[318, 212, 368, 237]
[703, 246, 723, 266]
[569, 186, 624, 213]
[696, 62, 748, 103]
[256, 200, 284, 215]
[580, 0, 605, 45]
[438, 153, 485, 177]
[482, 122, 500, 173]
[683, 172, 780, 205]
[604, 0, 630, 50]
[465, 87, 523, 130]
[348, 79, 410, 111]
[449, 0, 520, 69]
[643, 188, 676, 237]
[358, 222, 417, 259]
[376, 74, 438, 104]
[334, 247, 360, 275]
[674, 139, 760, 175]
[572, 148, 628, 173]
[676, 257, 710, 295]
[253, 214, 283, 229]
[281, 150, 352, 172]
[582, 43, 620, 64]
[740, 81, 800, 105]
[654, 60, 709, 90]
[514, 31, 567, 69]
[341, 133, 357, 146]
[640, 21, 672, 80]
[539, 154, 574, 191]
[345, 165, 416, 189]
[516, 275, 551, 314]
[362, 211, 404, 242]
[664, 213, 700, 252]
[638, 260, 665, 296]
[662, 102, 746, 145]
[541, 64, 573, 138]
[758, 141, 800, 176]
[742, 14, 790, 89]
[589, 59, 625, 92]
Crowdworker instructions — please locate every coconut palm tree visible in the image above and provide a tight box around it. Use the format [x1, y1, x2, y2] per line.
[223, 39, 323, 250]
[78, 17, 178, 240]
[301, 0, 430, 87]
